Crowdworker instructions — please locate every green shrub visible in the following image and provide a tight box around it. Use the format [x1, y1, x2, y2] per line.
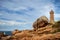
[52, 21, 60, 34]
[52, 21, 60, 28]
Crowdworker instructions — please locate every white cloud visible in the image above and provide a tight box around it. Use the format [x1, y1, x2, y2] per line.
[12, 7, 27, 11]
[0, 11, 30, 21]
[0, 21, 5, 25]
[7, 21, 26, 26]
[0, 20, 28, 26]
[55, 14, 60, 18]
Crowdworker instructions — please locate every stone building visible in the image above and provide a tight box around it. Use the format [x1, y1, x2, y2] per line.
[50, 10, 54, 24]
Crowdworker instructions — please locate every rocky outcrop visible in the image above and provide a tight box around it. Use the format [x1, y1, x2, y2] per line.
[9, 23, 60, 40]
[1, 24, 60, 40]
[38, 32, 60, 40]
[12, 29, 21, 35]
[33, 16, 48, 30]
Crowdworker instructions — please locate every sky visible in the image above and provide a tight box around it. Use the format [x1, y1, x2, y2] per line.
[0, 0, 60, 31]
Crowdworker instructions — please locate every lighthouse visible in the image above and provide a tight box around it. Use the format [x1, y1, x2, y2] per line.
[50, 10, 54, 24]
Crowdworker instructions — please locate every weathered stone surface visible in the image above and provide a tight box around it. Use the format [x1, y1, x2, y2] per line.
[1, 25, 60, 40]
[33, 16, 48, 30]
[12, 29, 21, 35]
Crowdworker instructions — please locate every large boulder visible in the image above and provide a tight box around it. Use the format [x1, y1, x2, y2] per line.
[33, 16, 48, 30]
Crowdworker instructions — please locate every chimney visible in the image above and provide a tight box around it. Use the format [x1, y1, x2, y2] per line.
[50, 10, 54, 24]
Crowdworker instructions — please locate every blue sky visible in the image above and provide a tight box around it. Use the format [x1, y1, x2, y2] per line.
[0, 0, 60, 31]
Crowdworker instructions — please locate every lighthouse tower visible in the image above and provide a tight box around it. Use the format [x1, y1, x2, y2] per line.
[50, 10, 54, 24]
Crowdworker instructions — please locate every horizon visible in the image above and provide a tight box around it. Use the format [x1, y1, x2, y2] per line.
[0, 0, 60, 31]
